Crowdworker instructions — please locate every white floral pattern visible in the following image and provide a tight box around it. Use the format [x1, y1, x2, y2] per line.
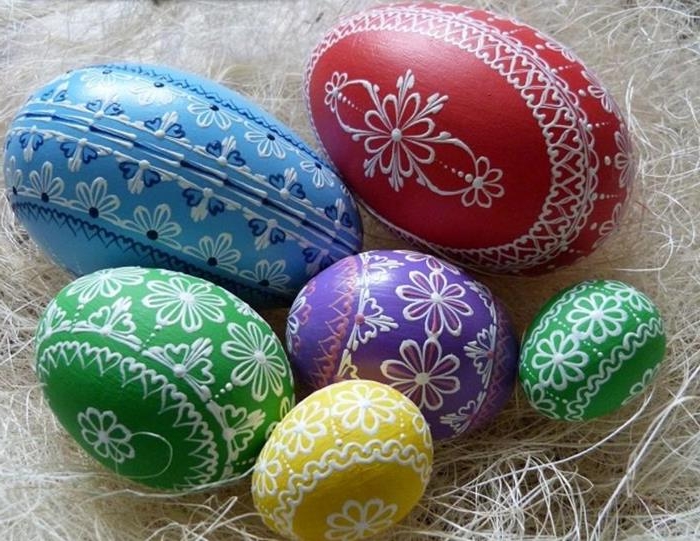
[330, 381, 397, 435]
[183, 233, 242, 274]
[582, 70, 615, 114]
[124, 204, 182, 247]
[72, 177, 120, 220]
[35, 299, 71, 345]
[66, 267, 147, 304]
[27, 161, 65, 203]
[4, 156, 22, 191]
[74, 296, 142, 350]
[352, 295, 398, 346]
[244, 125, 286, 159]
[220, 405, 265, 461]
[614, 128, 635, 188]
[142, 275, 226, 332]
[463, 324, 497, 363]
[77, 407, 135, 464]
[396, 269, 473, 337]
[222, 321, 288, 401]
[300, 158, 336, 188]
[253, 454, 282, 496]
[381, 338, 460, 411]
[439, 400, 479, 436]
[520, 380, 558, 419]
[397, 250, 459, 275]
[277, 401, 328, 457]
[131, 80, 177, 105]
[530, 331, 589, 391]
[459, 156, 505, 208]
[187, 98, 241, 129]
[325, 498, 398, 541]
[238, 259, 291, 293]
[621, 366, 660, 406]
[323, 69, 504, 206]
[606, 280, 655, 313]
[566, 292, 627, 344]
[143, 337, 215, 391]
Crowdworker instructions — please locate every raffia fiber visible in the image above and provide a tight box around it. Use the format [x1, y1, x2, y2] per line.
[0, 1, 699, 539]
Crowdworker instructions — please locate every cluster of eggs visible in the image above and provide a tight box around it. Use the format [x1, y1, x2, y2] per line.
[5, 3, 666, 541]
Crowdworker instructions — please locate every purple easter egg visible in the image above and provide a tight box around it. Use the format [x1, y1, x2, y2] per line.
[285, 249, 519, 439]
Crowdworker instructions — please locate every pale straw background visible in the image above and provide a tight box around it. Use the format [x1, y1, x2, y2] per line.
[0, 1, 699, 539]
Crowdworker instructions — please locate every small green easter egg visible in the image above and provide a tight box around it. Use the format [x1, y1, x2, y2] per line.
[35, 267, 294, 490]
[519, 280, 666, 420]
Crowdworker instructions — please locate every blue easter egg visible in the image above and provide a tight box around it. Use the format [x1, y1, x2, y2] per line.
[4, 63, 362, 308]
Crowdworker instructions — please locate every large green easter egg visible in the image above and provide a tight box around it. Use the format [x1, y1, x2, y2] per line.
[35, 267, 294, 489]
[519, 280, 665, 420]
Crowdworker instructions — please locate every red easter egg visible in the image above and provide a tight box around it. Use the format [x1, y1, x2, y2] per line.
[305, 2, 634, 274]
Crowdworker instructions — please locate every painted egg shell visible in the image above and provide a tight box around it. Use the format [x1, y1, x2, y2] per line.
[5, 63, 362, 309]
[252, 379, 433, 541]
[305, 3, 634, 274]
[34, 267, 295, 489]
[285, 249, 519, 439]
[519, 280, 666, 420]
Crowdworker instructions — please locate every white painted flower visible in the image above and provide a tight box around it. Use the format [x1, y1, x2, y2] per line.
[125, 204, 182, 247]
[220, 405, 265, 461]
[15, 127, 50, 162]
[253, 454, 282, 496]
[531, 331, 589, 391]
[380, 338, 460, 411]
[566, 292, 627, 344]
[330, 381, 397, 435]
[74, 297, 142, 350]
[614, 128, 635, 188]
[359, 252, 404, 277]
[325, 69, 504, 207]
[277, 401, 328, 457]
[187, 98, 241, 129]
[244, 125, 286, 159]
[142, 276, 226, 333]
[621, 366, 660, 406]
[521, 380, 559, 419]
[28, 161, 65, 203]
[463, 324, 497, 364]
[396, 269, 473, 337]
[80, 67, 133, 89]
[459, 156, 505, 208]
[131, 79, 177, 105]
[300, 158, 336, 188]
[66, 267, 147, 304]
[35, 299, 71, 345]
[77, 407, 135, 464]
[353, 296, 398, 346]
[324, 71, 348, 113]
[592, 202, 623, 249]
[183, 233, 242, 274]
[439, 400, 479, 436]
[582, 70, 615, 113]
[325, 498, 398, 541]
[239, 259, 291, 293]
[143, 337, 215, 390]
[222, 321, 288, 401]
[4, 155, 23, 193]
[73, 177, 120, 220]
[606, 281, 655, 313]
[396, 250, 459, 275]
[360, 70, 446, 191]
[286, 293, 309, 353]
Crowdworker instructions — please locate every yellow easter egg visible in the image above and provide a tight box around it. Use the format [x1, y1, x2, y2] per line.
[252, 379, 433, 541]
